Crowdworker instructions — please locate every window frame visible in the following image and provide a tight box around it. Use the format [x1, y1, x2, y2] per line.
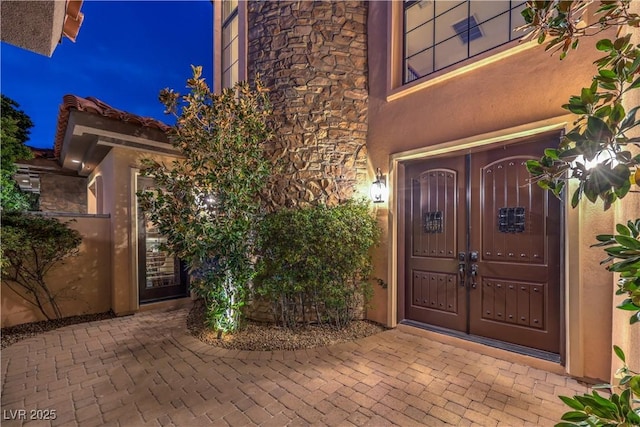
[402, 0, 528, 85]
[221, 0, 239, 89]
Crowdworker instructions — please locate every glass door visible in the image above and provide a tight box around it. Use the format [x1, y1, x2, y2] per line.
[137, 177, 189, 303]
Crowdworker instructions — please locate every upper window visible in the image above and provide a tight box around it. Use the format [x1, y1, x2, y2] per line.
[222, 0, 239, 89]
[403, 1, 528, 84]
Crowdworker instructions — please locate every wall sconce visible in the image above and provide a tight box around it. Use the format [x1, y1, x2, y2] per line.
[370, 167, 386, 203]
[572, 149, 619, 171]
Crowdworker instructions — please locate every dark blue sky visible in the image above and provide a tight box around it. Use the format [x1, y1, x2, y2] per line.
[1, 1, 213, 149]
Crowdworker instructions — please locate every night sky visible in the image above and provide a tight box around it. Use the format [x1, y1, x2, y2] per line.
[1, 1, 214, 149]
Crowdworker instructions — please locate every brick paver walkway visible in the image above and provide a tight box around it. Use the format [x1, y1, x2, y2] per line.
[1, 308, 590, 426]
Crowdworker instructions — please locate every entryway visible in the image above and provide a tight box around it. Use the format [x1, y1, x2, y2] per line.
[137, 176, 189, 304]
[402, 136, 561, 356]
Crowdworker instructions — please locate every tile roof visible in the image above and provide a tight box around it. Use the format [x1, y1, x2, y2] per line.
[53, 94, 170, 158]
[63, 0, 84, 43]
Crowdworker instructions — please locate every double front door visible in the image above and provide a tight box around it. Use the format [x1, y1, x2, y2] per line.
[404, 137, 561, 354]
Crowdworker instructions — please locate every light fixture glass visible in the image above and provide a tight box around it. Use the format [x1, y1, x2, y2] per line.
[370, 167, 386, 203]
[195, 189, 218, 216]
[572, 149, 619, 170]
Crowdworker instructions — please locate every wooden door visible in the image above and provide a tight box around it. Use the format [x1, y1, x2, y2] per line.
[405, 156, 467, 332]
[469, 141, 561, 353]
[404, 137, 561, 354]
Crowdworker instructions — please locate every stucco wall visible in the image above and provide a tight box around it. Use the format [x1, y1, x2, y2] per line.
[366, 1, 618, 381]
[1, 214, 111, 327]
[39, 173, 87, 213]
[88, 148, 184, 316]
[0, 1, 65, 57]
[367, 3, 607, 161]
[611, 0, 640, 383]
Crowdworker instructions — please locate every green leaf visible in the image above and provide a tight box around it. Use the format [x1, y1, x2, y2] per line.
[537, 32, 546, 44]
[584, 183, 599, 203]
[615, 235, 640, 250]
[613, 345, 626, 363]
[586, 116, 612, 140]
[616, 224, 631, 236]
[571, 187, 582, 208]
[630, 54, 640, 75]
[599, 69, 617, 79]
[564, 103, 589, 115]
[617, 299, 640, 311]
[560, 411, 589, 422]
[544, 148, 560, 160]
[595, 105, 612, 118]
[559, 396, 585, 411]
[610, 103, 626, 124]
[526, 159, 544, 175]
[599, 81, 618, 91]
[613, 34, 631, 51]
[592, 383, 614, 389]
[581, 87, 595, 105]
[620, 106, 639, 131]
[596, 39, 614, 51]
[627, 408, 640, 425]
[614, 179, 631, 199]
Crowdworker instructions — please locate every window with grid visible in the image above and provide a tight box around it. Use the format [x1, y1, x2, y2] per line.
[222, 0, 239, 89]
[403, 1, 529, 84]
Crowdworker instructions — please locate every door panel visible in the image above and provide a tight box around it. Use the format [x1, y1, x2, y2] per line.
[405, 157, 467, 331]
[470, 142, 560, 353]
[404, 137, 561, 354]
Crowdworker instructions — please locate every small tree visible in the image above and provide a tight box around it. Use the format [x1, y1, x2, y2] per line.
[1, 95, 34, 212]
[137, 66, 273, 336]
[520, 1, 640, 424]
[1, 212, 82, 320]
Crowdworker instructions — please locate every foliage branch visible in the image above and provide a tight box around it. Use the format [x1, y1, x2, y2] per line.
[522, 0, 640, 210]
[137, 66, 273, 336]
[519, 1, 640, 425]
[254, 200, 380, 329]
[1, 212, 82, 320]
[1, 95, 34, 212]
[592, 219, 640, 325]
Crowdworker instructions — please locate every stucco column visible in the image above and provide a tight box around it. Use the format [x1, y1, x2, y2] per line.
[610, 0, 640, 383]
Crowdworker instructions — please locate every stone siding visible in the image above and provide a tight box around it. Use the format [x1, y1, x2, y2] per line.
[247, 0, 369, 210]
[39, 174, 87, 213]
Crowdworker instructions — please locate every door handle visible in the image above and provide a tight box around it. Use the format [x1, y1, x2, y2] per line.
[470, 263, 478, 289]
[458, 252, 466, 286]
[458, 262, 466, 286]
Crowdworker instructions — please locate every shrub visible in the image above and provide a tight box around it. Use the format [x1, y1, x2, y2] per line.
[1, 212, 82, 320]
[137, 66, 273, 336]
[255, 199, 381, 329]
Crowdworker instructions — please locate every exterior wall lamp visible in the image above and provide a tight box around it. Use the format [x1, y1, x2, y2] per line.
[370, 167, 386, 203]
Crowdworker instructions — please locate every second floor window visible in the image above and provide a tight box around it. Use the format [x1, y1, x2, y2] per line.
[222, 0, 239, 89]
[404, 1, 528, 84]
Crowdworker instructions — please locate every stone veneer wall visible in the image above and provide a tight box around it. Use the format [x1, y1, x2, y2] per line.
[245, 0, 369, 322]
[247, 0, 369, 210]
[39, 174, 87, 213]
